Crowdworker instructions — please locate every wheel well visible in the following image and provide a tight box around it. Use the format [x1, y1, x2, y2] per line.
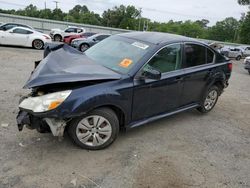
[213, 81, 224, 95]
[93, 105, 126, 131]
[32, 39, 44, 47]
[54, 34, 62, 39]
[80, 43, 90, 47]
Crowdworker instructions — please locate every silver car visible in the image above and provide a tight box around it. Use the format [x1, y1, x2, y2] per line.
[71, 33, 111, 52]
[221, 47, 243, 61]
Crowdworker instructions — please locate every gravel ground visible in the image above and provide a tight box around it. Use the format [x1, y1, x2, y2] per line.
[0, 46, 250, 188]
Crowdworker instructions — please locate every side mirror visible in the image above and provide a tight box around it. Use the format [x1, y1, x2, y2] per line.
[92, 38, 96, 41]
[142, 68, 161, 80]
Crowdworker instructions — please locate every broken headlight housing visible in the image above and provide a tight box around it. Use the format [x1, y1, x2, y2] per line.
[19, 90, 72, 113]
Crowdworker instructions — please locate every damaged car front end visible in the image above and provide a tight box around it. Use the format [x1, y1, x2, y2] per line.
[17, 90, 71, 137]
[16, 42, 125, 146]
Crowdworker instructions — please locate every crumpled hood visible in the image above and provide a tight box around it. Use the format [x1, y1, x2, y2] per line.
[24, 45, 121, 89]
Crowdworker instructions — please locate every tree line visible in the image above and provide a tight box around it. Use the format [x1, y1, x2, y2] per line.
[0, 2, 249, 44]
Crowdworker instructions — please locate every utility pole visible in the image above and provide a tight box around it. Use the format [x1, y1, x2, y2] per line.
[44, 1, 47, 9]
[138, 7, 142, 31]
[53, 1, 59, 9]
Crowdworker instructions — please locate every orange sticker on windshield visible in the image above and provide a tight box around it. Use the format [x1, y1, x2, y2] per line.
[119, 58, 133, 68]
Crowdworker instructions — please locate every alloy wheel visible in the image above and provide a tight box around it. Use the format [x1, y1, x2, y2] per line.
[76, 115, 112, 147]
[80, 44, 89, 52]
[204, 90, 218, 111]
[33, 40, 43, 49]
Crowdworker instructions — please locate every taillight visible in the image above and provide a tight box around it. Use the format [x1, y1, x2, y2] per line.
[43, 35, 50, 40]
[228, 62, 233, 72]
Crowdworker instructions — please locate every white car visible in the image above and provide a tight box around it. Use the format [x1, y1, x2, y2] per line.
[50, 26, 85, 42]
[0, 27, 51, 49]
[239, 46, 250, 57]
[244, 56, 250, 74]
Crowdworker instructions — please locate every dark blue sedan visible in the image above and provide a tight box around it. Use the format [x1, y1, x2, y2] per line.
[17, 32, 232, 150]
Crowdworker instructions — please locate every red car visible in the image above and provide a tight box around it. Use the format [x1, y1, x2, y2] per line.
[63, 32, 96, 44]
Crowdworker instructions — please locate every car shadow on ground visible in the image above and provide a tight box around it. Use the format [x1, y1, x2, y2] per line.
[17, 108, 200, 153]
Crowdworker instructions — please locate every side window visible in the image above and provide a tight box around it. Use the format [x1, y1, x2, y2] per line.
[184, 44, 206, 68]
[65, 28, 76, 33]
[146, 44, 182, 73]
[96, 35, 109, 41]
[77, 29, 83, 33]
[13, 28, 33, 34]
[207, 48, 215, 64]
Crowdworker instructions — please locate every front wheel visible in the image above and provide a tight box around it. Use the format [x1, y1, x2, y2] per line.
[54, 35, 62, 42]
[68, 108, 119, 150]
[197, 86, 220, 113]
[32, 39, 44, 50]
[79, 43, 89, 52]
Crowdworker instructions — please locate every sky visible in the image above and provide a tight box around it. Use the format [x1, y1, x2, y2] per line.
[0, 0, 248, 25]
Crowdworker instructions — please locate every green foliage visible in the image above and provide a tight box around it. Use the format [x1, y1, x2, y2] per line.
[239, 12, 250, 43]
[102, 5, 140, 29]
[208, 17, 239, 42]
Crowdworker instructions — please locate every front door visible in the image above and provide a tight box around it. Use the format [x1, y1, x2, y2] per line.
[3, 28, 30, 46]
[132, 43, 185, 121]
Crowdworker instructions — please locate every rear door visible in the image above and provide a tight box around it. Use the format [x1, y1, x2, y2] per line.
[180, 43, 215, 106]
[132, 43, 185, 121]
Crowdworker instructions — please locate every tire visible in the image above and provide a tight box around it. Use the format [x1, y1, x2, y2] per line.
[32, 39, 44, 50]
[197, 86, 220, 113]
[79, 43, 89, 52]
[68, 108, 119, 150]
[236, 55, 241, 61]
[54, 34, 62, 42]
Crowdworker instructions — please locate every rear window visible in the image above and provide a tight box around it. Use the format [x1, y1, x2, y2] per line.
[184, 44, 215, 68]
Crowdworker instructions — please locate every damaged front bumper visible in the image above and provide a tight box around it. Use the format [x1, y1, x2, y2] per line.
[16, 110, 68, 137]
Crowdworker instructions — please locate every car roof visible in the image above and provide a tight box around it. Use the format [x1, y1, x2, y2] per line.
[118, 31, 198, 45]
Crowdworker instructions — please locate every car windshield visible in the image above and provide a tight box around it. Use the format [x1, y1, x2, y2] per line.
[85, 35, 153, 74]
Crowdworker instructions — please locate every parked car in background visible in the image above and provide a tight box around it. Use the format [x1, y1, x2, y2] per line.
[17, 32, 232, 150]
[220, 47, 243, 61]
[239, 46, 250, 57]
[50, 26, 85, 42]
[244, 57, 250, 74]
[63, 32, 96, 44]
[71, 33, 111, 52]
[0, 27, 51, 49]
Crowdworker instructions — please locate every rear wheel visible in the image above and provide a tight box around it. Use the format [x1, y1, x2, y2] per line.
[197, 86, 220, 113]
[79, 43, 89, 52]
[68, 108, 119, 150]
[54, 34, 62, 42]
[32, 39, 44, 50]
[236, 55, 241, 61]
